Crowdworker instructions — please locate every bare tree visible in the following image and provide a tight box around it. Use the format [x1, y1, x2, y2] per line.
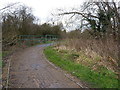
[57, 0, 119, 39]
[2, 4, 35, 49]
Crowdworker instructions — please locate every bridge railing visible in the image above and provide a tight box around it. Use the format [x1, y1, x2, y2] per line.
[17, 35, 59, 46]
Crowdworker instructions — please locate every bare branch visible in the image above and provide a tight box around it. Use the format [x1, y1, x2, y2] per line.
[0, 2, 20, 11]
[59, 11, 98, 19]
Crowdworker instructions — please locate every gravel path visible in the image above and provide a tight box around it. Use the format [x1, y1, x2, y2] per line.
[9, 44, 85, 88]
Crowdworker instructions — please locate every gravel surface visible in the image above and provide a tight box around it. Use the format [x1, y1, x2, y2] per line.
[9, 44, 86, 88]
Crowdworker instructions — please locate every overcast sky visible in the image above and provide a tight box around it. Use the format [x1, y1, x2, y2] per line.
[0, 0, 84, 23]
[1, 0, 119, 31]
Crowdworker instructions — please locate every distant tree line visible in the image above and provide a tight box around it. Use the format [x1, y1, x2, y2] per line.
[2, 5, 66, 47]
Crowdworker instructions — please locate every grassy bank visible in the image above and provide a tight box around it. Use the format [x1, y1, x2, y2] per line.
[44, 46, 118, 88]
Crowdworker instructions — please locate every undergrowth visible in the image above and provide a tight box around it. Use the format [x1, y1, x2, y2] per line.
[44, 46, 118, 88]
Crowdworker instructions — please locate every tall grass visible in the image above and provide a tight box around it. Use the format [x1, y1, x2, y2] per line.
[59, 36, 118, 74]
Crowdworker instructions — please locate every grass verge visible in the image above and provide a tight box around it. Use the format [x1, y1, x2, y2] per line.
[44, 46, 118, 88]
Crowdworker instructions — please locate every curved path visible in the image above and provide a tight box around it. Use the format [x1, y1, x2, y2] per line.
[9, 44, 86, 88]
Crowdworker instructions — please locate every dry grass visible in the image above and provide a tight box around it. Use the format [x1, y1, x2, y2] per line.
[45, 46, 118, 88]
[56, 37, 119, 74]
